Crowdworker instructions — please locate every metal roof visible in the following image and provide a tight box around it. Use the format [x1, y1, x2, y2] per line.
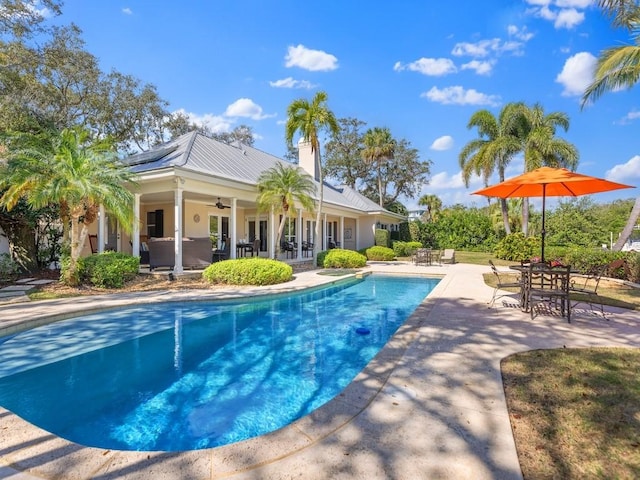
[124, 131, 403, 217]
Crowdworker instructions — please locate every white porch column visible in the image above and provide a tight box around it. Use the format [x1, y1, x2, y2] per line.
[98, 205, 106, 253]
[323, 213, 328, 250]
[230, 198, 237, 259]
[296, 208, 302, 258]
[173, 179, 184, 274]
[339, 216, 344, 248]
[269, 207, 276, 259]
[355, 218, 360, 250]
[132, 193, 140, 258]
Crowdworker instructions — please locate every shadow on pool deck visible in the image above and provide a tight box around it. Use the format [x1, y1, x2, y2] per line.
[1, 262, 639, 479]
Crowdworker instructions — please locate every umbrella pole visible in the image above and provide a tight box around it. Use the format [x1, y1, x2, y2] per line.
[541, 184, 546, 262]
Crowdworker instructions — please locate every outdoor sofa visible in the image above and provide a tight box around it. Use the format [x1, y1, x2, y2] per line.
[148, 237, 213, 270]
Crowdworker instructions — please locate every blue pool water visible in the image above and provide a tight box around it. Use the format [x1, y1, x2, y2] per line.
[0, 274, 438, 451]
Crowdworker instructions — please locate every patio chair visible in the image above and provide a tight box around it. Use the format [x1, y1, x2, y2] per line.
[488, 260, 521, 308]
[88, 234, 98, 254]
[282, 241, 297, 259]
[441, 249, 455, 264]
[252, 238, 260, 257]
[570, 264, 607, 318]
[212, 240, 230, 262]
[528, 263, 572, 322]
[412, 248, 430, 266]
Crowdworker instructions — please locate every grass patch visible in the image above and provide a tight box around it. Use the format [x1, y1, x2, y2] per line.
[502, 347, 640, 479]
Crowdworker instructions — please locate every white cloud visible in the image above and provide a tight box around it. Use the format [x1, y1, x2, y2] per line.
[269, 77, 316, 89]
[285, 44, 338, 72]
[172, 108, 232, 134]
[394, 57, 457, 76]
[224, 98, 276, 120]
[555, 8, 585, 28]
[525, 0, 588, 29]
[452, 39, 501, 58]
[618, 110, 640, 124]
[606, 155, 640, 182]
[428, 171, 466, 190]
[507, 25, 534, 42]
[421, 86, 501, 106]
[555, 51, 596, 96]
[430, 135, 454, 151]
[461, 60, 493, 75]
[122, 7, 132, 15]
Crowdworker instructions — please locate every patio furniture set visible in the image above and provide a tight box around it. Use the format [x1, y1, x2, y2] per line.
[489, 259, 608, 322]
[412, 248, 456, 266]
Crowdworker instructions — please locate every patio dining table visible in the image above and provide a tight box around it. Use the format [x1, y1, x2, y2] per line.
[509, 263, 576, 321]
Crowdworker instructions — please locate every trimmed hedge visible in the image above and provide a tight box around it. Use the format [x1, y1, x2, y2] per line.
[366, 245, 395, 261]
[320, 249, 367, 268]
[494, 232, 541, 262]
[203, 258, 292, 285]
[375, 228, 390, 247]
[80, 252, 140, 288]
[392, 240, 422, 257]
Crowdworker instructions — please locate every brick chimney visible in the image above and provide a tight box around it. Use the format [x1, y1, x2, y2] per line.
[297, 138, 320, 181]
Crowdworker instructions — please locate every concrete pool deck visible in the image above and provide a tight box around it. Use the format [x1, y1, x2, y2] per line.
[1, 262, 639, 479]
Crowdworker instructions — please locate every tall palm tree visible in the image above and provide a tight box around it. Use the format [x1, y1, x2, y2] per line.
[517, 103, 579, 235]
[256, 163, 316, 258]
[417, 193, 442, 222]
[0, 127, 136, 285]
[285, 91, 339, 257]
[361, 126, 396, 207]
[582, 0, 640, 250]
[459, 103, 523, 234]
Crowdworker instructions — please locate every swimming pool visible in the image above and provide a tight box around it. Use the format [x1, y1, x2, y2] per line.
[0, 274, 438, 451]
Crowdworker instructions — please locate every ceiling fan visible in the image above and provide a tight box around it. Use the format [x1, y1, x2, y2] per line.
[214, 197, 230, 209]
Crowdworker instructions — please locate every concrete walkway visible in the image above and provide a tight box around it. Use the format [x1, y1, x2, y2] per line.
[1, 262, 638, 479]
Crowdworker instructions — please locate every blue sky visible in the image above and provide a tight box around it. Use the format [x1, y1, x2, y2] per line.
[53, 0, 638, 210]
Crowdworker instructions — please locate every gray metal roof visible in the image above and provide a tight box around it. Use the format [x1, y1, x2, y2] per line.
[124, 131, 403, 216]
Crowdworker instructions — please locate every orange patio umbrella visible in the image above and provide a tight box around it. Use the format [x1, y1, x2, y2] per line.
[472, 167, 635, 261]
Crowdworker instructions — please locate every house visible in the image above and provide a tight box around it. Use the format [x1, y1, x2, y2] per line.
[88, 132, 404, 272]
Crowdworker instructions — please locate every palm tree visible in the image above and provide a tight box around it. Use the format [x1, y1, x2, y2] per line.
[417, 194, 442, 222]
[582, 0, 640, 250]
[0, 127, 136, 285]
[361, 127, 396, 207]
[516, 103, 579, 235]
[459, 103, 523, 234]
[256, 163, 316, 258]
[285, 91, 339, 258]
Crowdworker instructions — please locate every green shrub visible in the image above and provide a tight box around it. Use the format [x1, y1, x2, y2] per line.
[392, 240, 422, 257]
[494, 233, 541, 262]
[203, 258, 292, 285]
[366, 245, 395, 261]
[321, 249, 367, 268]
[81, 252, 140, 288]
[0, 253, 19, 282]
[375, 228, 390, 247]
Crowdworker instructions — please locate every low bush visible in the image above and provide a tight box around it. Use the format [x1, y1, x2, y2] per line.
[494, 233, 540, 262]
[203, 258, 292, 285]
[366, 245, 395, 261]
[392, 240, 422, 257]
[0, 253, 19, 282]
[321, 249, 367, 268]
[81, 252, 140, 288]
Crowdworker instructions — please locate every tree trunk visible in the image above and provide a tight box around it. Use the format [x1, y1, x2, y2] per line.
[613, 195, 640, 251]
[500, 198, 511, 235]
[313, 150, 324, 264]
[274, 208, 288, 259]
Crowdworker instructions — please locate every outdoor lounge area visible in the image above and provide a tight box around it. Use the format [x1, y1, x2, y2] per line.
[1, 261, 638, 479]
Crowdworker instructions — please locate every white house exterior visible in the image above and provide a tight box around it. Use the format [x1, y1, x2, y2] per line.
[88, 132, 404, 272]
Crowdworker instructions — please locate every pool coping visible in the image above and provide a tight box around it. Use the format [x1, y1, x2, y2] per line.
[0, 267, 445, 479]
